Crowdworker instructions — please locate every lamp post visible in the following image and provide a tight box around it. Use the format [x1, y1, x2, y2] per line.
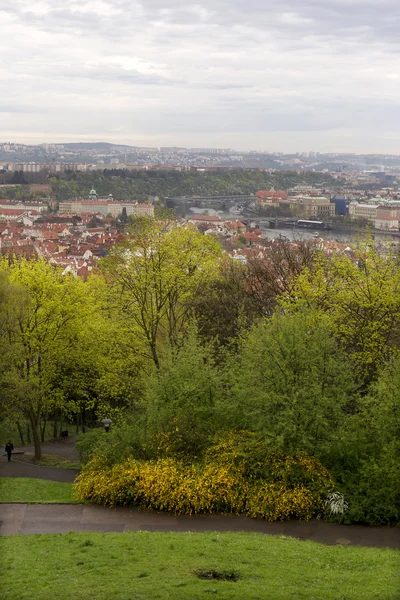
[101, 418, 112, 433]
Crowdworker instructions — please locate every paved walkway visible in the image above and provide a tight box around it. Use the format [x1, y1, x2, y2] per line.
[1, 447, 399, 549]
[0, 458, 78, 482]
[4, 438, 79, 461]
[0, 503, 399, 548]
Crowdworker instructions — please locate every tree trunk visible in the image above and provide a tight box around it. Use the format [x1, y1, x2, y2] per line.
[75, 413, 79, 434]
[41, 419, 47, 443]
[30, 417, 42, 461]
[16, 422, 25, 445]
[53, 410, 59, 439]
[81, 410, 86, 434]
[26, 424, 31, 445]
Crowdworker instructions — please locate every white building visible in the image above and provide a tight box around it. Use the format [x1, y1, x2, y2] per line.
[348, 202, 379, 221]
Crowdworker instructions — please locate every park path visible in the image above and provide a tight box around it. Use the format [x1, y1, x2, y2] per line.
[0, 458, 78, 482]
[1, 445, 400, 549]
[0, 438, 79, 482]
[7, 438, 79, 461]
[1, 503, 399, 548]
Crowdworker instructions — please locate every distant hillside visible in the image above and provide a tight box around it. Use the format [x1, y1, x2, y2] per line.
[47, 169, 338, 201]
[61, 142, 137, 150]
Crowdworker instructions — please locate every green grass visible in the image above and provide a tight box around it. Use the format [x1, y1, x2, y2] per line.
[0, 478, 75, 503]
[1, 531, 399, 600]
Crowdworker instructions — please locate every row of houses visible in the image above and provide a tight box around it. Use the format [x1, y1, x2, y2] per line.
[348, 202, 400, 230]
[0, 212, 123, 278]
[255, 189, 400, 229]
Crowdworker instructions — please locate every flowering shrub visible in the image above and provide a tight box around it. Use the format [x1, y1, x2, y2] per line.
[324, 492, 348, 516]
[74, 434, 334, 521]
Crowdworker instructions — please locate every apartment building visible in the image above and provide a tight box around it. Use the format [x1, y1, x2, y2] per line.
[348, 202, 379, 221]
[374, 205, 400, 230]
[255, 190, 287, 207]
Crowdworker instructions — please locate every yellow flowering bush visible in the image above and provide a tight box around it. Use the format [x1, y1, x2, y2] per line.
[74, 433, 334, 521]
[247, 484, 316, 521]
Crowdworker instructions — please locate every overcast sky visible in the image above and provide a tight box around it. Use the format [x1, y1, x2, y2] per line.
[2, 0, 400, 152]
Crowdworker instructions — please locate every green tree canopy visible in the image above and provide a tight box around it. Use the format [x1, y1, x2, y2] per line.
[226, 309, 357, 454]
[0, 258, 87, 458]
[285, 245, 400, 386]
[101, 220, 222, 368]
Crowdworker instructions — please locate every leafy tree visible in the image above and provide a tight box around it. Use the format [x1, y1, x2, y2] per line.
[101, 220, 221, 368]
[286, 244, 400, 386]
[226, 309, 357, 454]
[0, 258, 87, 459]
[53, 273, 146, 432]
[190, 256, 259, 347]
[143, 326, 222, 456]
[326, 359, 400, 525]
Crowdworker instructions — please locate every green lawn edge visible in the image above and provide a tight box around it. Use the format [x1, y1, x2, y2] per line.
[0, 478, 76, 503]
[1, 530, 399, 600]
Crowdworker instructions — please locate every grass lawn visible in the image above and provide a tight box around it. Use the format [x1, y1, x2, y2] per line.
[1, 531, 399, 600]
[0, 478, 75, 503]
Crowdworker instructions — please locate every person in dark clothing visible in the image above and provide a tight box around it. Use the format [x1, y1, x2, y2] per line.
[5, 441, 14, 462]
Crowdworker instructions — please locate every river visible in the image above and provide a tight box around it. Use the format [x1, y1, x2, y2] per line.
[183, 206, 400, 244]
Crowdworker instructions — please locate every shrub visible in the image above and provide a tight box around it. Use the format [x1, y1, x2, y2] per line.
[246, 484, 316, 521]
[341, 445, 400, 526]
[74, 435, 333, 521]
[75, 424, 148, 467]
[206, 432, 333, 493]
[75, 429, 106, 465]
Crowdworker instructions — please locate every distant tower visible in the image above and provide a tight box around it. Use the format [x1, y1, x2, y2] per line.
[88, 187, 98, 200]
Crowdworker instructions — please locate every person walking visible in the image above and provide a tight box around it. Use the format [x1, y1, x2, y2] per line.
[5, 440, 14, 462]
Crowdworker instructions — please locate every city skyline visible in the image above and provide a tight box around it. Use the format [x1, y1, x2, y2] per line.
[2, 1, 400, 153]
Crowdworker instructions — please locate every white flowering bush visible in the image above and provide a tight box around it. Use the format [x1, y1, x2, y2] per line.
[324, 491, 348, 515]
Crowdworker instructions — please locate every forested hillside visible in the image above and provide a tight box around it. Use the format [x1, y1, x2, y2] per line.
[47, 170, 337, 201]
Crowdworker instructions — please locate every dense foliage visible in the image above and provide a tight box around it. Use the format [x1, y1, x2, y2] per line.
[45, 170, 336, 201]
[74, 433, 333, 521]
[1, 222, 400, 524]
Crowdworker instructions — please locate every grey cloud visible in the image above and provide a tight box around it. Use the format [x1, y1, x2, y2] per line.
[3, 0, 400, 151]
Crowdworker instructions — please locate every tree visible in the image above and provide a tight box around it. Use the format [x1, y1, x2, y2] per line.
[226, 309, 357, 454]
[0, 258, 87, 459]
[286, 244, 400, 386]
[101, 220, 221, 368]
[190, 256, 259, 347]
[11, 170, 28, 185]
[246, 239, 319, 317]
[143, 326, 222, 456]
